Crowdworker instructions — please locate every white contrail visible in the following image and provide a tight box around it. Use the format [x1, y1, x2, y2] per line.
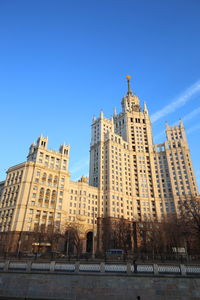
[182, 106, 200, 122]
[151, 80, 200, 123]
[187, 123, 200, 134]
[167, 106, 200, 126]
[70, 158, 89, 174]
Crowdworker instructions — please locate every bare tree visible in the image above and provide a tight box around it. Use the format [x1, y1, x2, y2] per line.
[99, 217, 132, 254]
[137, 216, 186, 260]
[111, 218, 132, 253]
[178, 196, 200, 253]
[138, 221, 165, 257]
[0, 231, 17, 256]
[64, 222, 83, 257]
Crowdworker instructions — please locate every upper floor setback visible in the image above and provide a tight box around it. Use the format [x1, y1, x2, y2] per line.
[27, 136, 70, 173]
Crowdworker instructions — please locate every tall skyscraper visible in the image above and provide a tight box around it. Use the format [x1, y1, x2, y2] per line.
[89, 76, 198, 221]
[0, 77, 198, 252]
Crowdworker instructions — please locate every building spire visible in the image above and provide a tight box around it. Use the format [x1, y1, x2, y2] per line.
[126, 75, 132, 95]
[113, 107, 117, 117]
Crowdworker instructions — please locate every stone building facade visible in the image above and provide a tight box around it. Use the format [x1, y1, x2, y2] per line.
[0, 77, 198, 253]
[89, 77, 198, 222]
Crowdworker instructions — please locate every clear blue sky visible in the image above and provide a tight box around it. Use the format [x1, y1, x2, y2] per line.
[0, 0, 200, 190]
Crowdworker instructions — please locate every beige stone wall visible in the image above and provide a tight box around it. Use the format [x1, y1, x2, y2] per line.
[0, 82, 199, 238]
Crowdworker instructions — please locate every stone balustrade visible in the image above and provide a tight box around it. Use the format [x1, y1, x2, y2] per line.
[0, 260, 200, 276]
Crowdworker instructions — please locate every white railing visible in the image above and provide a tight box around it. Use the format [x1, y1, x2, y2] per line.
[0, 261, 200, 276]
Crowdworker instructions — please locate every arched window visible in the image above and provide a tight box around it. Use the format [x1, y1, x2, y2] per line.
[43, 188, 50, 207]
[39, 187, 45, 200]
[7, 175, 11, 185]
[15, 172, 19, 183]
[19, 170, 23, 181]
[51, 190, 57, 201]
[42, 172, 47, 183]
[11, 173, 15, 183]
[45, 189, 51, 200]
[53, 176, 58, 186]
[48, 174, 53, 185]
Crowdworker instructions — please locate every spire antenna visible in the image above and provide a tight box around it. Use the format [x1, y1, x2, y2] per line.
[126, 75, 132, 95]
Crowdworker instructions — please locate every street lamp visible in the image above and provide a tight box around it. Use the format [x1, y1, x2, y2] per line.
[66, 230, 70, 259]
[17, 239, 21, 258]
[92, 208, 95, 259]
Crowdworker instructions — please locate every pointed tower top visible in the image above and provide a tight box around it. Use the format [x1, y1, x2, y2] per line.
[113, 107, 117, 117]
[143, 102, 148, 114]
[126, 75, 132, 95]
[100, 110, 104, 119]
[179, 119, 184, 128]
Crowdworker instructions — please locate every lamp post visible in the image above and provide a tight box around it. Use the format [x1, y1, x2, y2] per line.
[92, 208, 95, 260]
[17, 239, 21, 258]
[66, 230, 70, 259]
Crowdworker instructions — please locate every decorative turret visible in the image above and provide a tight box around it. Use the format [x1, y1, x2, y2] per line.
[179, 119, 184, 128]
[29, 142, 36, 154]
[143, 102, 148, 114]
[27, 142, 36, 160]
[59, 144, 70, 156]
[36, 135, 48, 149]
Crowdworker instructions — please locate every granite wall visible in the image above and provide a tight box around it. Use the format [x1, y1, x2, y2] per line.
[0, 272, 200, 300]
